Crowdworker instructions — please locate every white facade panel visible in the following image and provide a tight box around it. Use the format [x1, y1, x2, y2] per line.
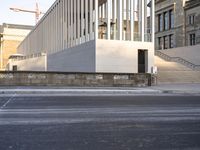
[47, 40, 96, 72]
[8, 55, 46, 71]
[96, 39, 154, 73]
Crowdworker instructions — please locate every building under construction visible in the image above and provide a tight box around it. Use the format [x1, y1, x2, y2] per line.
[11, 0, 155, 73]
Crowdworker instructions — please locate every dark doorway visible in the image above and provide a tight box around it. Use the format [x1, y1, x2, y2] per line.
[138, 50, 147, 73]
[13, 65, 17, 71]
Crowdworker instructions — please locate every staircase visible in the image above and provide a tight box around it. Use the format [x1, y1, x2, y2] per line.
[155, 50, 200, 71]
[155, 56, 200, 84]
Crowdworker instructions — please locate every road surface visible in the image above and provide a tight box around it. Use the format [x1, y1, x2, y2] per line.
[0, 95, 200, 150]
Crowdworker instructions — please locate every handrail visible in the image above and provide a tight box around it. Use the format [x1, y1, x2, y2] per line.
[12, 52, 46, 62]
[155, 50, 200, 71]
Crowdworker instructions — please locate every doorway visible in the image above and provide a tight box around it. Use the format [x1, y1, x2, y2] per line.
[12, 65, 17, 71]
[138, 50, 148, 73]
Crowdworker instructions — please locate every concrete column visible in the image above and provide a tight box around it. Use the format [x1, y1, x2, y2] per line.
[74, 0, 77, 45]
[126, 0, 130, 40]
[90, 0, 93, 39]
[122, 0, 125, 40]
[53, 7, 56, 52]
[138, 0, 142, 41]
[63, 0, 66, 49]
[71, 0, 73, 46]
[130, 0, 134, 41]
[101, 4, 104, 19]
[45, 14, 50, 54]
[57, 1, 60, 51]
[144, 0, 147, 42]
[107, 0, 111, 39]
[61, 0, 64, 50]
[56, 3, 59, 51]
[77, 0, 80, 43]
[95, 0, 99, 40]
[67, 0, 70, 48]
[85, 0, 88, 41]
[58, 1, 61, 51]
[112, 0, 117, 39]
[151, 0, 155, 43]
[141, 0, 145, 42]
[81, 0, 84, 42]
[117, 0, 122, 40]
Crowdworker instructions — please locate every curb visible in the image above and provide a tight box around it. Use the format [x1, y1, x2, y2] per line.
[0, 89, 162, 95]
[0, 89, 200, 96]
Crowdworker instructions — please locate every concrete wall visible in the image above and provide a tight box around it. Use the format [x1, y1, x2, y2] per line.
[47, 40, 96, 72]
[96, 40, 154, 73]
[9, 55, 46, 71]
[158, 44, 200, 65]
[47, 39, 154, 73]
[0, 72, 157, 87]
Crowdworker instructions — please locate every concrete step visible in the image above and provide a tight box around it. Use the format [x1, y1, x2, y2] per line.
[155, 56, 192, 71]
[157, 71, 200, 84]
[155, 56, 200, 84]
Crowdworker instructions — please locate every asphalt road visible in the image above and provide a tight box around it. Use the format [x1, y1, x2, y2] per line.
[0, 95, 200, 150]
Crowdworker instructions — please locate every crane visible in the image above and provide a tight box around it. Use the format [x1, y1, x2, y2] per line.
[10, 0, 44, 24]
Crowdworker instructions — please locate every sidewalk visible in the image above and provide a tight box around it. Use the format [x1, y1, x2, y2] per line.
[0, 87, 162, 96]
[0, 84, 200, 96]
[150, 83, 200, 94]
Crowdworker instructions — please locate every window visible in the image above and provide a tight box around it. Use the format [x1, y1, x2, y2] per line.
[163, 36, 168, 49]
[169, 34, 174, 48]
[188, 15, 195, 25]
[158, 37, 163, 50]
[164, 12, 168, 30]
[158, 14, 163, 32]
[189, 34, 196, 45]
[169, 10, 174, 29]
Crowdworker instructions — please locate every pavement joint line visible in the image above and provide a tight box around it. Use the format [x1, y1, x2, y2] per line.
[0, 93, 17, 110]
[1, 93, 200, 97]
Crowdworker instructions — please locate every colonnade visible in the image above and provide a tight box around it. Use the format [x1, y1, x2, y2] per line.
[18, 0, 154, 56]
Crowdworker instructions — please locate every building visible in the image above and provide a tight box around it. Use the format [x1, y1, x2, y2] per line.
[0, 23, 32, 70]
[13, 0, 155, 73]
[184, 0, 200, 46]
[155, 0, 187, 50]
[155, 0, 200, 50]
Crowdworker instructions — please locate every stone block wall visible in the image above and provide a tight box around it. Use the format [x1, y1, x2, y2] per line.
[0, 72, 157, 87]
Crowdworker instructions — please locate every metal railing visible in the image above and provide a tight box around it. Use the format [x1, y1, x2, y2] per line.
[155, 50, 200, 71]
[12, 53, 46, 61]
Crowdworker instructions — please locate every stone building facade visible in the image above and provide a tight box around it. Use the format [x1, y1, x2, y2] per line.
[155, 0, 186, 50]
[184, 0, 200, 46]
[155, 0, 200, 50]
[0, 23, 32, 70]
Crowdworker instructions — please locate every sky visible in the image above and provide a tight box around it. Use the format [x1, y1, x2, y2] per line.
[0, 0, 56, 26]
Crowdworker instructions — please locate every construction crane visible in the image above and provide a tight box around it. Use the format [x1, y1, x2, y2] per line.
[10, 0, 44, 24]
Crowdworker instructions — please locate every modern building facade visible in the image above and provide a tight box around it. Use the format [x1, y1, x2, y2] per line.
[155, 0, 200, 50]
[0, 23, 32, 70]
[14, 0, 155, 73]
